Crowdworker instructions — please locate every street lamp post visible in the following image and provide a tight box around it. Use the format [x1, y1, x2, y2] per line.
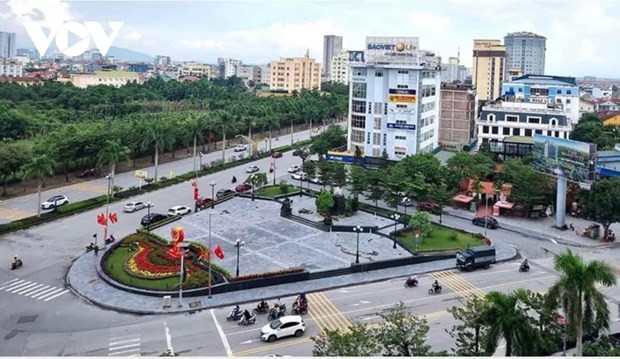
[272, 159, 276, 186]
[353, 225, 362, 264]
[234, 239, 245, 277]
[402, 197, 408, 226]
[104, 174, 112, 246]
[391, 213, 400, 249]
[299, 174, 303, 197]
[207, 212, 213, 298]
[146, 201, 153, 231]
[484, 196, 490, 238]
[177, 242, 189, 308]
[210, 180, 216, 209]
[251, 174, 255, 201]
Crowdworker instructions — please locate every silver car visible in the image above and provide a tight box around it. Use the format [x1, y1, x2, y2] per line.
[123, 201, 148, 213]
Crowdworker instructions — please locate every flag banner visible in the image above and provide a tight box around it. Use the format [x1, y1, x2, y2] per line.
[214, 244, 225, 260]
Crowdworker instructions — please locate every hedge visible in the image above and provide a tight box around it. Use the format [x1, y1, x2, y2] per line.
[0, 139, 313, 237]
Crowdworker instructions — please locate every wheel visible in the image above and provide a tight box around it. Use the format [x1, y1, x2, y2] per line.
[294, 330, 304, 338]
[252, 308, 258, 315]
[436, 287, 442, 294]
[428, 288, 434, 295]
[268, 335, 277, 343]
[466, 265, 474, 272]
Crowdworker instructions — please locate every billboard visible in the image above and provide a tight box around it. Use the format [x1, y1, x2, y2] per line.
[532, 135, 597, 182]
[387, 123, 416, 130]
[348, 51, 365, 63]
[389, 89, 416, 95]
[389, 94, 417, 103]
[365, 36, 419, 60]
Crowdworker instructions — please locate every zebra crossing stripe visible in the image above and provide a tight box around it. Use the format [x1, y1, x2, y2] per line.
[43, 290, 69, 301]
[9, 282, 38, 293]
[15, 283, 44, 295]
[0, 279, 25, 290]
[1, 278, 19, 286]
[21, 285, 50, 297]
[30, 287, 59, 299]
[5, 281, 33, 292]
[36, 288, 64, 300]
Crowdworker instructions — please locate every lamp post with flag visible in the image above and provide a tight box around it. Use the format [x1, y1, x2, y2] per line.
[234, 239, 245, 277]
[177, 242, 189, 308]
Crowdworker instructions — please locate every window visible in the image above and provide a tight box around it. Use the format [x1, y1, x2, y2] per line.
[352, 82, 367, 98]
[567, 90, 572, 95]
[352, 100, 366, 113]
[396, 104, 407, 109]
[524, 129, 532, 137]
[482, 126, 489, 134]
[550, 118, 557, 127]
[367, 132, 371, 144]
[394, 148, 406, 156]
[384, 103, 388, 115]
[491, 126, 498, 135]
[397, 84, 409, 89]
[528, 117, 541, 124]
[368, 103, 372, 114]
[566, 99, 571, 104]
[503, 127, 511, 135]
[350, 129, 364, 143]
[352, 114, 366, 129]
[535, 130, 542, 135]
[373, 133, 381, 145]
[397, 70, 409, 74]
[557, 89, 562, 94]
[487, 114, 496, 122]
[373, 117, 381, 130]
[374, 102, 383, 114]
[375, 70, 383, 77]
[505, 115, 518, 122]
[383, 133, 387, 145]
[395, 135, 406, 140]
[395, 119, 407, 124]
[421, 129, 435, 141]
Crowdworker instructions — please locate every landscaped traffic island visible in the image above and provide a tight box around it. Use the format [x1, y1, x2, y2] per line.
[398, 224, 485, 252]
[255, 183, 297, 198]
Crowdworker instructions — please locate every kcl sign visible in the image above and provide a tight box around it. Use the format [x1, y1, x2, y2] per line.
[23, 21, 124, 57]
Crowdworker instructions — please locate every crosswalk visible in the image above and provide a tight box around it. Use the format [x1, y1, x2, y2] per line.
[432, 270, 486, 301]
[0, 278, 69, 302]
[108, 333, 141, 357]
[307, 292, 351, 333]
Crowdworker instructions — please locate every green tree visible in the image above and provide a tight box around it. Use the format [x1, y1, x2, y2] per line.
[0, 144, 28, 196]
[213, 110, 237, 162]
[502, 158, 551, 208]
[311, 324, 380, 356]
[97, 139, 130, 189]
[546, 249, 617, 357]
[317, 159, 333, 189]
[330, 162, 348, 189]
[303, 160, 317, 179]
[518, 291, 563, 355]
[183, 114, 205, 168]
[431, 183, 455, 224]
[22, 154, 55, 217]
[245, 172, 268, 201]
[309, 125, 347, 156]
[375, 302, 432, 356]
[409, 211, 432, 239]
[348, 165, 367, 200]
[578, 178, 620, 238]
[446, 296, 493, 356]
[316, 190, 335, 218]
[140, 118, 174, 183]
[570, 121, 616, 150]
[365, 169, 385, 210]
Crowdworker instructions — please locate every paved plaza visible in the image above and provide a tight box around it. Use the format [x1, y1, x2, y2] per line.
[153, 196, 411, 275]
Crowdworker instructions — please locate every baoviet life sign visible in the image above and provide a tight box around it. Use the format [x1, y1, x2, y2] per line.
[389, 94, 417, 103]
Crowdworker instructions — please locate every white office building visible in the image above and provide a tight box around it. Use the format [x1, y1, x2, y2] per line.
[329, 49, 350, 84]
[217, 58, 242, 79]
[323, 35, 343, 79]
[0, 32, 16, 58]
[347, 36, 441, 159]
[0, 60, 23, 77]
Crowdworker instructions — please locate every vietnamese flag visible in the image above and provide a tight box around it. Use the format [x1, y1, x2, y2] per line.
[213, 244, 225, 260]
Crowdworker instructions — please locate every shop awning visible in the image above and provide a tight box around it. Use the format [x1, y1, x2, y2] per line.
[453, 194, 474, 203]
[494, 200, 515, 209]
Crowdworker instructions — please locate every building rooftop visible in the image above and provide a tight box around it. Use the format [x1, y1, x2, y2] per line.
[74, 71, 139, 77]
[482, 101, 568, 116]
[507, 74, 577, 87]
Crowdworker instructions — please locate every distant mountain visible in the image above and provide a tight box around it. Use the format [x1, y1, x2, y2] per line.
[106, 46, 153, 62]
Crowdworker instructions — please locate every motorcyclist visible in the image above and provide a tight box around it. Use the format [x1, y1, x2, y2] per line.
[521, 259, 529, 269]
[12, 255, 20, 267]
[243, 309, 251, 321]
[295, 293, 308, 310]
[232, 305, 240, 316]
[259, 299, 268, 310]
[276, 298, 283, 307]
[432, 280, 439, 291]
[232, 176, 237, 183]
[407, 275, 417, 284]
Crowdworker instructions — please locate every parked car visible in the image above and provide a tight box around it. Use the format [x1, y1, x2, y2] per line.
[123, 201, 149, 213]
[292, 172, 308, 181]
[167, 206, 192, 216]
[234, 144, 248, 152]
[235, 183, 252, 192]
[401, 198, 414, 207]
[195, 197, 213, 210]
[417, 201, 440, 214]
[287, 165, 301, 173]
[309, 176, 323, 185]
[472, 216, 499, 229]
[216, 189, 235, 198]
[41, 195, 69, 210]
[271, 152, 283, 158]
[140, 213, 168, 226]
[260, 316, 305, 342]
[246, 165, 260, 173]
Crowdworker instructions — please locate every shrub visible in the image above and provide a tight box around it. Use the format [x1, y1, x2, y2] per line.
[229, 267, 304, 282]
[183, 270, 209, 289]
[449, 232, 458, 241]
[279, 180, 290, 194]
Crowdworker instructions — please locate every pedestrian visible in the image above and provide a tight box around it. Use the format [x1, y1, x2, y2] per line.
[94, 245, 99, 255]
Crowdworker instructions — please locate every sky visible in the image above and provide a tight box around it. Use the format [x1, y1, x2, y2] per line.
[0, 0, 618, 78]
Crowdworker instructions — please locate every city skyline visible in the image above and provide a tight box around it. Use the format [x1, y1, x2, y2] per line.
[0, 0, 618, 78]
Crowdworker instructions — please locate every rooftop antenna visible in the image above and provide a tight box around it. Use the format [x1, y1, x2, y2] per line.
[457, 47, 460, 64]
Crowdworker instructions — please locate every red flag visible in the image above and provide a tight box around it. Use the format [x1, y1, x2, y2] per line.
[213, 245, 225, 260]
[193, 187, 199, 200]
[191, 180, 197, 188]
[109, 213, 118, 223]
[97, 213, 106, 226]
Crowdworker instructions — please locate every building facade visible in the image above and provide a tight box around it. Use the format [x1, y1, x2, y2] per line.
[472, 40, 506, 101]
[258, 65, 270, 85]
[69, 71, 143, 88]
[501, 75, 580, 124]
[329, 49, 350, 84]
[217, 58, 242, 79]
[579, 96, 595, 117]
[439, 83, 476, 150]
[347, 36, 440, 160]
[323, 35, 343, 79]
[441, 57, 460, 83]
[504, 31, 546, 76]
[178, 63, 211, 78]
[155, 55, 172, 67]
[0, 60, 23, 77]
[0, 32, 16, 58]
[269, 51, 321, 92]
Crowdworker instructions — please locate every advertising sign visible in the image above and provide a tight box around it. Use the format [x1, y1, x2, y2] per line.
[387, 123, 416, 130]
[348, 51, 365, 63]
[389, 89, 416, 95]
[365, 36, 419, 60]
[532, 135, 597, 182]
[389, 94, 417, 103]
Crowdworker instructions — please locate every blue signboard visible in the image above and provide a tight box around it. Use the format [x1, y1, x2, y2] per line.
[389, 89, 416, 95]
[387, 123, 416, 130]
[327, 154, 355, 163]
[348, 51, 365, 63]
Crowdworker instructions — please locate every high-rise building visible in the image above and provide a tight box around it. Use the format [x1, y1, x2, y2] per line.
[439, 83, 477, 150]
[217, 58, 242, 79]
[269, 50, 321, 92]
[329, 49, 351, 84]
[0, 32, 16, 58]
[504, 32, 546, 76]
[472, 40, 506, 102]
[346, 36, 441, 160]
[155, 55, 172, 67]
[322, 35, 343, 79]
[441, 56, 460, 83]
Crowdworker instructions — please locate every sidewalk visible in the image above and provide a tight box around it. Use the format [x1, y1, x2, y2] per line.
[66, 239, 517, 315]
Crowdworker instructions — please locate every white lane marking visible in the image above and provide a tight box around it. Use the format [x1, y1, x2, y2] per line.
[6, 281, 34, 293]
[210, 308, 232, 357]
[109, 343, 140, 351]
[35, 287, 64, 300]
[128, 355, 141, 357]
[10, 282, 38, 293]
[164, 321, 175, 356]
[14, 283, 43, 295]
[1, 278, 19, 286]
[29, 287, 59, 299]
[43, 289, 69, 301]
[240, 339, 255, 345]
[109, 334, 140, 341]
[108, 348, 140, 356]
[22, 285, 50, 297]
[0, 280, 26, 291]
[109, 338, 140, 346]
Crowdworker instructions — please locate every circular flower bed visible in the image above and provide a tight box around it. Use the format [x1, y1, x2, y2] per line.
[103, 233, 230, 291]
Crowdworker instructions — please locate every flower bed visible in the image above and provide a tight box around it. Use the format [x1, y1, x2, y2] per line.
[229, 267, 305, 282]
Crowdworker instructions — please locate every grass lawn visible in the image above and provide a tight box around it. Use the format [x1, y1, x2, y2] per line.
[103, 247, 179, 291]
[256, 185, 296, 198]
[399, 224, 484, 252]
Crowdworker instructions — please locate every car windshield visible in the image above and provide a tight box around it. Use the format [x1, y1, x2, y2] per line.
[269, 320, 282, 329]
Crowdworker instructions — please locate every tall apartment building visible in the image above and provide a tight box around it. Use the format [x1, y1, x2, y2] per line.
[217, 58, 242, 79]
[155, 55, 172, 67]
[439, 83, 476, 150]
[472, 40, 506, 102]
[269, 51, 321, 92]
[258, 65, 270, 85]
[329, 49, 350, 84]
[322, 35, 343, 79]
[504, 32, 546, 76]
[0, 32, 16, 58]
[347, 36, 441, 159]
[441, 57, 460, 83]
[178, 62, 211, 78]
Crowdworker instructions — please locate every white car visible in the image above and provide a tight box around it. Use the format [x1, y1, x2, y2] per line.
[246, 165, 260, 173]
[292, 172, 308, 181]
[260, 316, 305, 342]
[123, 201, 150, 213]
[167, 206, 192, 216]
[287, 165, 301, 173]
[309, 177, 323, 185]
[41, 195, 69, 210]
[234, 144, 248, 152]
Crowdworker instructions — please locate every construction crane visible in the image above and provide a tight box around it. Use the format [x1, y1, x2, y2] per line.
[235, 134, 259, 158]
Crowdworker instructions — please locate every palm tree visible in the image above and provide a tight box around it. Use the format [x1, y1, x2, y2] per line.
[183, 114, 205, 173]
[141, 118, 173, 183]
[22, 155, 55, 217]
[97, 139, 130, 188]
[213, 110, 237, 162]
[482, 289, 538, 356]
[546, 249, 617, 356]
[262, 115, 281, 151]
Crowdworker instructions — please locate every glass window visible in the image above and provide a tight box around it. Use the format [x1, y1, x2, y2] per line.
[352, 100, 366, 113]
[352, 114, 366, 129]
[352, 82, 367, 98]
[373, 118, 381, 130]
[350, 129, 364, 143]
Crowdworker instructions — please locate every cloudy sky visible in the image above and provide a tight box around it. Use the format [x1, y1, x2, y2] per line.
[1, 0, 618, 78]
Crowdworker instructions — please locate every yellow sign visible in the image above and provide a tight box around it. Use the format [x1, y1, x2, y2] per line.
[389, 94, 417, 103]
[134, 170, 147, 179]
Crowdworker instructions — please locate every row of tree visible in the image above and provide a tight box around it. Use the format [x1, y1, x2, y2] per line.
[312, 249, 617, 357]
[570, 113, 620, 151]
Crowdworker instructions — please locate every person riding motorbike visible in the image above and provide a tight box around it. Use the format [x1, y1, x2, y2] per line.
[407, 275, 417, 284]
[294, 293, 308, 311]
[259, 299, 268, 310]
[432, 280, 439, 290]
[232, 176, 237, 183]
[232, 305, 240, 316]
[521, 259, 530, 270]
[11, 255, 21, 269]
[243, 309, 251, 322]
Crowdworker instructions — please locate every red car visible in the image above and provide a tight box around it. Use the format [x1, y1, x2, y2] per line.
[417, 202, 440, 214]
[235, 183, 252, 192]
[271, 152, 283, 158]
[195, 197, 213, 210]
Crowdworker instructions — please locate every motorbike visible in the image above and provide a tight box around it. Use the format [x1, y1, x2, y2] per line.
[404, 278, 418, 288]
[231, 176, 237, 184]
[85, 244, 99, 253]
[428, 285, 442, 295]
[267, 305, 286, 320]
[105, 236, 116, 245]
[519, 264, 530, 272]
[291, 302, 308, 315]
[238, 315, 257, 326]
[226, 309, 243, 321]
[252, 302, 270, 315]
[11, 259, 23, 270]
